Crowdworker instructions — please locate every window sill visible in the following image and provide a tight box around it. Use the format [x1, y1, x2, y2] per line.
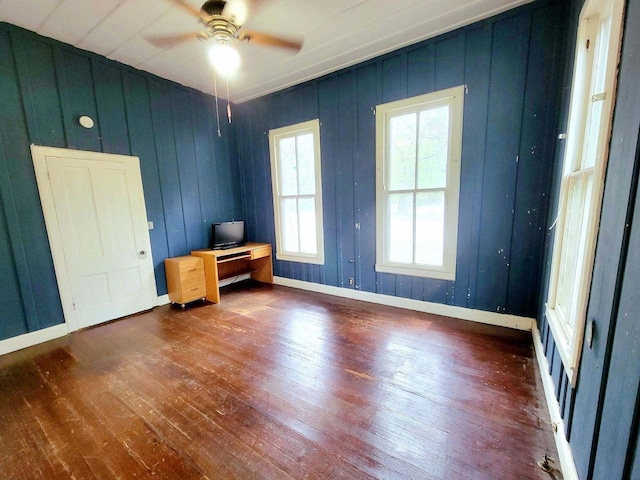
[276, 253, 324, 265]
[545, 304, 579, 387]
[375, 263, 455, 281]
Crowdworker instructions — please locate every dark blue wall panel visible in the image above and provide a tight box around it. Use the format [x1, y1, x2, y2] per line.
[93, 60, 131, 155]
[508, 3, 564, 317]
[456, 24, 492, 309]
[0, 22, 241, 341]
[474, 13, 530, 313]
[236, 1, 564, 319]
[54, 49, 102, 152]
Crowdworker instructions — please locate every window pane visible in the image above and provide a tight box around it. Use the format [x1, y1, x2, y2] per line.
[388, 113, 417, 191]
[280, 198, 299, 252]
[279, 137, 298, 195]
[297, 134, 315, 195]
[418, 106, 449, 189]
[387, 192, 414, 263]
[298, 197, 317, 254]
[415, 191, 445, 266]
[556, 174, 591, 327]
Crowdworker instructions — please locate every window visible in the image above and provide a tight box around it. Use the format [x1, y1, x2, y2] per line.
[375, 86, 464, 281]
[269, 119, 324, 264]
[546, 0, 624, 386]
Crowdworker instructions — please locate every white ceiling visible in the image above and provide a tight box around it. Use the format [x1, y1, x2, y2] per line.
[0, 0, 533, 103]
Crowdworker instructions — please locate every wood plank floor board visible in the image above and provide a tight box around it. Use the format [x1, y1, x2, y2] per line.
[0, 283, 560, 479]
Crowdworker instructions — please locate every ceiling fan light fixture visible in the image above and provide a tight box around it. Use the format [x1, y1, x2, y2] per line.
[208, 43, 240, 77]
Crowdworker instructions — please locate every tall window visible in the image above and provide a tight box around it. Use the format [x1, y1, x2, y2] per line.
[269, 119, 324, 264]
[546, 0, 624, 386]
[375, 86, 464, 281]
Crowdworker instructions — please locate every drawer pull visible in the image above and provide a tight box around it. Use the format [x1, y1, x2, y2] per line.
[190, 287, 199, 291]
[188, 268, 197, 272]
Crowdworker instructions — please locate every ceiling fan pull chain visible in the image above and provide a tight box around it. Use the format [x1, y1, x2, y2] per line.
[226, 77, 232, 123]
[213, 70, 222, 137]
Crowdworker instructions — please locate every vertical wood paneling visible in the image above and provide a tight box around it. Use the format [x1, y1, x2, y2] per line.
[11, 32, 65, 148]
[318, 77, 339, 287]
[235, 102, 257, 240]
[224, 104, 245, 222]
[475, 13, 530, 313]
[3, 30, 65, 332]
[382, 53, 407, 103]
[54, 49, 101, 152]
[407, 44, 435, 98]
[336, 72, 357, 287]
[0, 30, 45, 334]
[591, 185, 640, 479]
[171, 88, 204, 251]
[93, 60, 130, 155]
[435, 35, 465, 91]
[508, 3, 564, 317]
[191, 93, 217, 244]
[121, 72, 169, 294]
[456, 25, 492, 309]
[355, 64, 379, 293]
[148, 80, 187, 258]
[0, 195, 27, 339]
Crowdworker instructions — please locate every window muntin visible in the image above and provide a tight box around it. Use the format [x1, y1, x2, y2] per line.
[269, 120, 324, 264]
[376, 86, 464, 280]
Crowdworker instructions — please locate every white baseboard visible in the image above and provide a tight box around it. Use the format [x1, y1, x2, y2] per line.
[532, 323, 579, 480]
[273, 277, 534, 331]
[0, 323, 68, 356]
[156, 294, 170, 306]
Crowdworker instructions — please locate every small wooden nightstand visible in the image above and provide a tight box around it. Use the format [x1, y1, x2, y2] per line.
[164, 255, 206, 308]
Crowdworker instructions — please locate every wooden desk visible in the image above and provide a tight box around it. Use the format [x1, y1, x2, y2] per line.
[191, 243, 273, 303]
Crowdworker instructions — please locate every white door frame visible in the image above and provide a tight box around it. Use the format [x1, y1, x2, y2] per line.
[31, 145, 157, 332]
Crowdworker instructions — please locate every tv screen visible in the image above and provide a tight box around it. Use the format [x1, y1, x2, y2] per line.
[210, 221, 246, 250]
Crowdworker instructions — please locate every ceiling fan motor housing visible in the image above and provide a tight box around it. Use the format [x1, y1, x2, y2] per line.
[199, 0, 238, 44]
[201, 0, 227, 16]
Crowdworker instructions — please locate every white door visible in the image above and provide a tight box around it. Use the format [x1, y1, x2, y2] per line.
[32, 146, 157, 331]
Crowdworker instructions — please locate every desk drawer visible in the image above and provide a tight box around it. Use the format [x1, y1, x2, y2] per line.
[250, 245, 271, 260]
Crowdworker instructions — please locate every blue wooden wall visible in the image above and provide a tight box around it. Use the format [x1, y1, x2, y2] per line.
[235, 0, 566, 319]
[0, 23, 243, 341]
[536, 0, 640, 478]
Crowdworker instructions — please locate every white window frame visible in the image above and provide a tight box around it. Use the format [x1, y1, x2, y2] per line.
[375, 86, 464, 281]
[269, 119, 324, 265]
[546, 0, 624, 387]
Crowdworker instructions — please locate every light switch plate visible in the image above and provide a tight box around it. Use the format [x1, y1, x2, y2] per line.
[147, 221, 154, 230]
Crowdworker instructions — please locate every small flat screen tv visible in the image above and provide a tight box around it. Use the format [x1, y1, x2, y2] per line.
[210, 221, 246, 250]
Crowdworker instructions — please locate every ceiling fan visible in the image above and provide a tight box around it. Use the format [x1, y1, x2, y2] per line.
[147, 0, 303, 53]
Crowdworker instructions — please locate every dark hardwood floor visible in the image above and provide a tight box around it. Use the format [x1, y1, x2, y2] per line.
[0, 282, 560, 479]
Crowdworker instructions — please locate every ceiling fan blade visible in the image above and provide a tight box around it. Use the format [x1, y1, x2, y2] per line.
[169, 0, 202, 18]
[145, 32, 202, 49]
[238, 30, 303, 52]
